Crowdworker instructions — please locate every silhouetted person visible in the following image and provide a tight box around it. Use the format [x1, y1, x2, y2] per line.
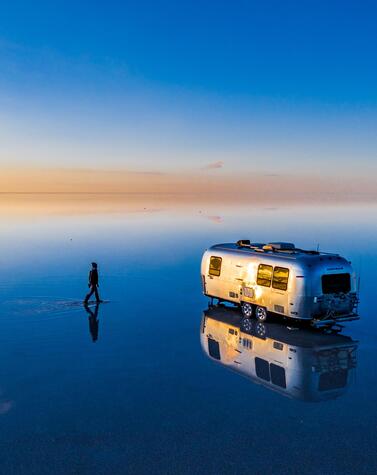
[84, 303, 99, 342]
[84, 262, 103, 304]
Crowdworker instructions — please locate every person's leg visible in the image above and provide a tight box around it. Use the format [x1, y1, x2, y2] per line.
[84, 286, 95, 303]
[94, 286, 101, 303]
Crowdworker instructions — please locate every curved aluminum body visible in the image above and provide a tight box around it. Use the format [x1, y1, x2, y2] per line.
[201, 243, 358, 324]
[201, 306, 358, 402]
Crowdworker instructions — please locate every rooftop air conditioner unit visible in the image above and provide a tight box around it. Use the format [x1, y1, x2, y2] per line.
[265, 242, 296, 251]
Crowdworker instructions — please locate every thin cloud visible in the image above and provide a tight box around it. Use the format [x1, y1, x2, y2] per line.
[202, 161, 224, 170]
[206, 215, 223, 224]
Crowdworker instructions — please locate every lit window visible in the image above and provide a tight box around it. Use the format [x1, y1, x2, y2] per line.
[257, 264, 273, 287]
[272, 267, 289, 291]
[209, 256, 222, 277]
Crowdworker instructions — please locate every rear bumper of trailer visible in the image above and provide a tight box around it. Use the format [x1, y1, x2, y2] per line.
[311, 313, 359, 328]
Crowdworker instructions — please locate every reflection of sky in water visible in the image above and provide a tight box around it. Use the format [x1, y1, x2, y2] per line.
[0, 197, 377, 473]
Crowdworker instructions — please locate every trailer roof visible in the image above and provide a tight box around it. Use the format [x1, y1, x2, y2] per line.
[209, 243, 346, 265]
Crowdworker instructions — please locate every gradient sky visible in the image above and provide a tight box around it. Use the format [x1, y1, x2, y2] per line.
[0, 1, 376, 190]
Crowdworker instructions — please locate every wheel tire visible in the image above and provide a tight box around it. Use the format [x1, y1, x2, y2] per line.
[241, 318, 253, 332]
[256, 306, 268, 322]
[241, 302, 253, 319]
[255, 322, 266, 337]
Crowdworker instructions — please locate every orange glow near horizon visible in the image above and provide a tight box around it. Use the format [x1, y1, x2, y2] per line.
[1, 167, 377, 198]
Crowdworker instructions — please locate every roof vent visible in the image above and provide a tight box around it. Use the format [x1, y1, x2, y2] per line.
[236, 239, 251, 247]
[264, 242, 296, 251]
[250, 243, 265, 249]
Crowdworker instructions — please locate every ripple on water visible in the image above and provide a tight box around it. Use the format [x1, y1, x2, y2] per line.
[1, 297, 89, 320]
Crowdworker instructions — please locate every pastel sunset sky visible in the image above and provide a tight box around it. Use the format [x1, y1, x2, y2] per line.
[0, 1, 376, 195]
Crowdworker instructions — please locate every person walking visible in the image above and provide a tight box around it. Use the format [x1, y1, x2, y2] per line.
[84, 262, 103, 304]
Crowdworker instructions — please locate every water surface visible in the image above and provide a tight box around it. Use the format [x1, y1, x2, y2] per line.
[0, 195, 376, 474]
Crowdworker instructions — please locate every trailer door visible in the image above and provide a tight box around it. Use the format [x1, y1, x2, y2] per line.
[271, 266, 290, 315]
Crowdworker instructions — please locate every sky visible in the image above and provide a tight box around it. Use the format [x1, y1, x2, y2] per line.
[0, 0, 376, 193]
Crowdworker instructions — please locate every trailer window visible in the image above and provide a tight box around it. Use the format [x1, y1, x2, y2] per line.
[209, 256, 222, 277]
[207, 338, 221, 360]
[319, 370, 347, 391]
[322, 273, 351, 294]
[270, 364, 286, 388]
[257, 264, 273, 287]
[255, 357, 270, 381]
[272, 267, 289, 291]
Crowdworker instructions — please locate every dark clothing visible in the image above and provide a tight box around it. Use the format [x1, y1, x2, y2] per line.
[85, 285, 101, 303]
[88, 269, 99, 286]
[84, 266, 101, 303]
[89, 315, 99, 342]
[84, 303, 99, 342]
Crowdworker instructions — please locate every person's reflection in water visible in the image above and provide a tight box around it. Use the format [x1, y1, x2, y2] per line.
[84, 303, 100, 342]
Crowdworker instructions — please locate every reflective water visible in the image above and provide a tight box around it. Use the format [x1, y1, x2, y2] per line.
[0, 195, 377, 474]
[202, 306, 358, 403]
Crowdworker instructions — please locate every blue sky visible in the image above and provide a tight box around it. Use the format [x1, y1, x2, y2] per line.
[0, 0, 376, 184]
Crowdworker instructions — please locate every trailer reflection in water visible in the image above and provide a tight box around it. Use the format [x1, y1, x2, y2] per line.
[201, 306, 358, 402]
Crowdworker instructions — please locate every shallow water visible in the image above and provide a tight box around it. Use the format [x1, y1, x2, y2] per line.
[0, 195, 376, 474]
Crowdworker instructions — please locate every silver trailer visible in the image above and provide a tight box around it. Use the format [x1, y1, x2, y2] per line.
[201, 306, 358, 402]
[201, 241, 359, 327]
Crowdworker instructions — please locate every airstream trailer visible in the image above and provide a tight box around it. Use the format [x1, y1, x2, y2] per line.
[201, 241, 359, 327]
[201, 306, 358, 402]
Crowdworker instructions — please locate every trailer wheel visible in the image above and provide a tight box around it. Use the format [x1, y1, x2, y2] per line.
[256, 306, 268, 322]
[255, 322, 266, 337]
[241, 318, 253, 332]
[241, 302, 253, 319]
